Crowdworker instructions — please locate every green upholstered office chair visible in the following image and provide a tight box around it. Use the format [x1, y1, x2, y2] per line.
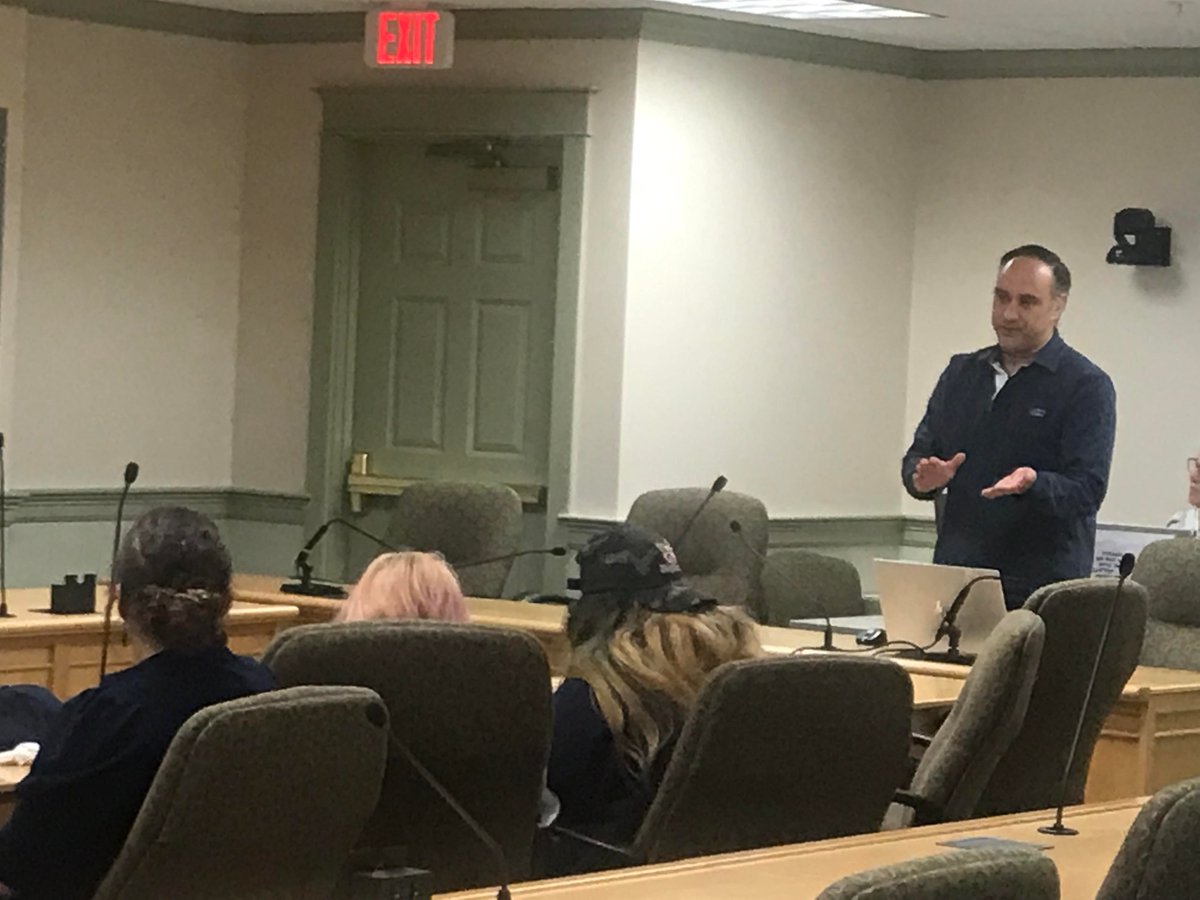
[382, 481, 523, 598]
[1133, 538, 1200, 670]
[890, 609, 1045, 827]
[263, 620, 551, 893]
[759, 549, 867, 627]
[626, 487, 769, 615]
[551, 655, 911, 871]
[92, 686, 388, 900]
[1097, 777, 1200, 900]
[973, 577, 1148, 817]
[816, 848, 1060, 899]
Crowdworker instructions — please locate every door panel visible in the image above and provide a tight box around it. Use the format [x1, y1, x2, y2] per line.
[388, 298, 447, 450]
[471, 299, 529, 455]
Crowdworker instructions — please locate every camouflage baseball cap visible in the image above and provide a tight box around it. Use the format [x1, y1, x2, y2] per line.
[568, 524, 715, 614]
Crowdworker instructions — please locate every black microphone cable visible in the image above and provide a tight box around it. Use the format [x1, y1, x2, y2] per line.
[455, 546, 567, 571]
[382, 725, 511, 900]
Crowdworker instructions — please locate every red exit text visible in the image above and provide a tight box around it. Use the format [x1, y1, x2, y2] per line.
[368, 10, 455, 69]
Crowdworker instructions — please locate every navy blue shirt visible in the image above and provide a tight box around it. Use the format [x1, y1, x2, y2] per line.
[547, 678, 670, 847]
[0, 646, 274, 899]
[902, 331, 1116, 608]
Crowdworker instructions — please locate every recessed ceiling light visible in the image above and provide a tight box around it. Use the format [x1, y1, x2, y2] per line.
[672, 0, 929, 20]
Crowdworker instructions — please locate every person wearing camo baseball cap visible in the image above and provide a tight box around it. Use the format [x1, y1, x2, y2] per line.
[543, 524, 761, 873]
[563, 523, 719, 647]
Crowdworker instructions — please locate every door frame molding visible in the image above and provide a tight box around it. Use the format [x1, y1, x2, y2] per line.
[306, 87, 591, 579]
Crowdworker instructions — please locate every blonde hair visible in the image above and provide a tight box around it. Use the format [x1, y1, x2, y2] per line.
[338, 552, 468, 624]
[568, 604, 762, 774]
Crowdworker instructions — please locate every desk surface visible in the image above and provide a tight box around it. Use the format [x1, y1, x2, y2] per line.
[236, 574, 574, 631]
[234, 576, 960, 711]
[234, 575, 1200, 705]
[756, 620, 1200, 695]
[441, 799, 1142, 900]
[0, 585, 297, 635]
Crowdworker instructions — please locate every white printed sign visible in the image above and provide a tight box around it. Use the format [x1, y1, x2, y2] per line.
[1092, 524, 1178, 576]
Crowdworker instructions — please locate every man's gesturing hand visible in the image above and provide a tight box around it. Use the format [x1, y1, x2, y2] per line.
[981, 466, 1037, 499]
[912, 452, 966, 493]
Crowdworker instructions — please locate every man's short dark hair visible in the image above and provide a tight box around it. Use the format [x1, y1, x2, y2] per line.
[1000, 244, 1071, 298]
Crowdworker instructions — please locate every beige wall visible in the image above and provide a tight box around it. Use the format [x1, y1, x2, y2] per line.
[905, 77, 1200, 528]
[0, 6, 28, 438]
[232, 39, 640, 520]
[619, 42, 922, 517]
[2, 12, 1198, 576]
[7, 17, 248, 489]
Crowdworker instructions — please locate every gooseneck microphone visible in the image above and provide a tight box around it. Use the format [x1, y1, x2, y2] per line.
[931, 574, 1002, 663]
[729, 519, 836, 651]
[454, 546, 567, 571]
[673, 475, 727, 552]
[382, 724, 511, 900]
[100, 461, 140, 677]
[0, 433, 9, 619]
[1039, 552, 1137, 838]
[281, 517, 402, 598]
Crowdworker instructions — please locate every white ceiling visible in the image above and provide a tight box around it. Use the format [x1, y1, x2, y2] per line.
[157, 0, 1200, 51]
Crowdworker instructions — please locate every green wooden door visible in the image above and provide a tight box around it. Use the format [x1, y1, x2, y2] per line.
[352, 141, 560, 498]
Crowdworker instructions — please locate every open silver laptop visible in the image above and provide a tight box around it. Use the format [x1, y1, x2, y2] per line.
[873, 559, 1007, 657]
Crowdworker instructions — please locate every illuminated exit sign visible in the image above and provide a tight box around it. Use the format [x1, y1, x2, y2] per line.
[366, 9, 455, 69]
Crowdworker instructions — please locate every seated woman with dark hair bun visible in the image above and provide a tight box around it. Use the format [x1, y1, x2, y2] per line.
[0, 507, 275, 900]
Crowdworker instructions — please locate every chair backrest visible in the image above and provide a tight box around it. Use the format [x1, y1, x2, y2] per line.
[901, 609, 1045, 825]
[1097, 776, 1200, 900]
[263, 620, 551, 893]
[93, 686, 388, 900]
[626, 487, 769, 613]
[760, 549, 866, 626]
[817, 848, 1061, 900]
[632, 655, 912, 864]
[1133, 538, 1200, 669]
[383, 481, 523, 597]
[974, 577, 1147, 817]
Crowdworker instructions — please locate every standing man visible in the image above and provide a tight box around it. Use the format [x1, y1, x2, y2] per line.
[902, 245, 1116, 609]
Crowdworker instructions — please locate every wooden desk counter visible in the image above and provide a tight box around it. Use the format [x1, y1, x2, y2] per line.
[234, 574, 344, 626]
[234, 575, 1200, 802]
[441, 799, 1142, 900]
[0, 586, 299, 699]
[235, 578, 958, 710]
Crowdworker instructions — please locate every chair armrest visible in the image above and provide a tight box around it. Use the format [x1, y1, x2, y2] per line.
[892, 789, 944, 825]
[911, 732, 934, 748]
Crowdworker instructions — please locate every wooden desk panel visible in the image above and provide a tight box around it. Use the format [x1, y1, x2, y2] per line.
[0, 586, 299, 699]
[441, 799, 1142, 900]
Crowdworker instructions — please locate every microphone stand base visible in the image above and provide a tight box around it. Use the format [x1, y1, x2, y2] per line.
[1037, 822, 1078, 837]
[280, 581, 347, 599]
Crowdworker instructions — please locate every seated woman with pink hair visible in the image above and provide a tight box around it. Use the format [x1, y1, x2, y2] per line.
[337, 551, 469, 623]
